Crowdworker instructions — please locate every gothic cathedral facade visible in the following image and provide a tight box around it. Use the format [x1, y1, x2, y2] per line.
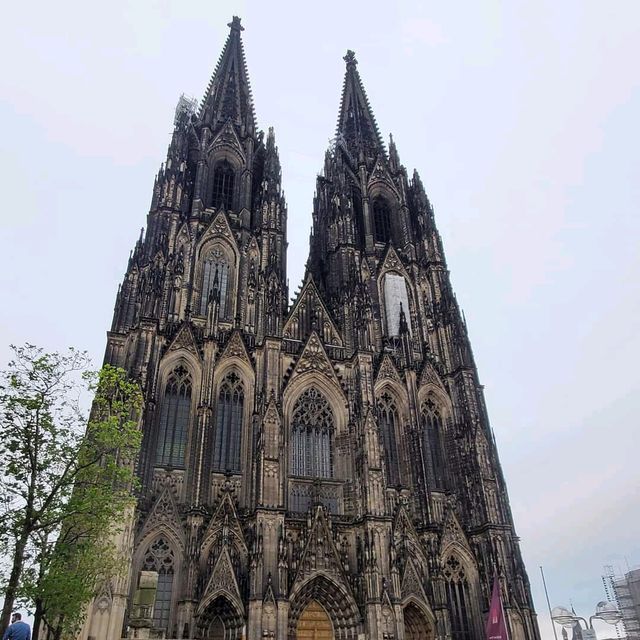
[80, 17, 539, 640]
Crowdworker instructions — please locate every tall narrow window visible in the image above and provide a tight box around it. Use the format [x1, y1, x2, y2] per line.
[421, 399, 445, 490]
[213, 373, 244, 473]
[377, 392, 401, 486]
[373, 196, 391, 244]
[444, 555, 474, 640]
[142, 538, 175, 633]
[211, 161, 234, 210]
[290, 388, 334, 478]
[156, 367, 192, 468]
[383, 273, 411, 337]
[200, 248, 230, 318]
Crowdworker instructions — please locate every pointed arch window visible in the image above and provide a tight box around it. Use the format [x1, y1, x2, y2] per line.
[421, 399, 445, 490]
[383, 273, 411, 337]
[290, 388, 334, 478]
[443, 555, 474, 640]
[142, 538, 175, 632]
[373, 196, 392, 244]
[156, 367, 192, 468]
[213, 373, 244, 473]
[211, 160, 234, 210]
[377, 392, 401, 486]
[200, 248, 230, 318]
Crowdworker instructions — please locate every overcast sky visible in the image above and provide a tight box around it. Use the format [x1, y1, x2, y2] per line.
[1, 1, 639, 638]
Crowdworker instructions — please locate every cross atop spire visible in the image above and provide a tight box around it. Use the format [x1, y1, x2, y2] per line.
[336, 49, 384, 160]
[199, 16, 255, 133]
[228, 15, 244, 32]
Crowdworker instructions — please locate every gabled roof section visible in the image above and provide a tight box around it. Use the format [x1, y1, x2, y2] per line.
[375, 353, 403, 387]
[199, 16, 256, 132]
[201, 489, 248, 557]
[288, 332, 342, 389]
[378, 245, 410, 279]
[219, 330, 252, 368]
[291, 505, 350, 587]
[138, 482, 185, 547]
[166, 323, 201, 360]
[336, 50, 385, 159]
[283, 276, 343, 346]
[419, 361, 447, 393]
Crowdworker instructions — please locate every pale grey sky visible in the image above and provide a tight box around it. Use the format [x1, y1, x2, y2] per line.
[1, 1, 639, 638]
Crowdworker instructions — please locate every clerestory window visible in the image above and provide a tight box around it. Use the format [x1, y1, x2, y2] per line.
[444, 555, 474, 640]
[372, 196, 392, 244]
[156, 367, 192, 468]
[200, 248, 230, 318]
[212, 373, 244, 473]
[290, 388, 334, 478]
[211, 161, 234, 210]
[421, 399, 445, 490]
[142, 538, 175, 632]
[377, 392, 401, 486]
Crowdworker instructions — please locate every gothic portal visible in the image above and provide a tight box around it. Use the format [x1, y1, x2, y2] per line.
[79, 16, 540, 640]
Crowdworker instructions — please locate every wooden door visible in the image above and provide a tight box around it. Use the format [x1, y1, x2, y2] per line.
[296, 601, 334, 640]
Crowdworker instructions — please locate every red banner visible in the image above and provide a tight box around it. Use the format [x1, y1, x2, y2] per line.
[486, 575, 509, 640]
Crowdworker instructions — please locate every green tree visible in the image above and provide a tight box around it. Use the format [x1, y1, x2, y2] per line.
[0, 345, 142, 638]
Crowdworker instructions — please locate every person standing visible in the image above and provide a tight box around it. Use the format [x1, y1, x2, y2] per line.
[2, 613, 30, 640]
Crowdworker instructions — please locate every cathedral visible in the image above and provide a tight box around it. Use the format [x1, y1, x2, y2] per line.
[80, 16, 540, 640]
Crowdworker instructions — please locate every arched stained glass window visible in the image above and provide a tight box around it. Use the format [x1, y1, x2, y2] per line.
[200, 248, 230, 318]
[290, 388, 334, 478]
[372, 196, 392, 244]
[443, 555, 474, 640]
[377, 392, 401, 486]
[142, 537, 175, 632]
[211, 160, 234, 210]
[421, 399, 445, 490]
[156, 367, 191, 468]
[213, 373, 244, 473]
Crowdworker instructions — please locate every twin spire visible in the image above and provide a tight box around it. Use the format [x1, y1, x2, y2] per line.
[336, 50, 385, 157]
[199, 16, 256, 132]
[200, 18, 385, 159]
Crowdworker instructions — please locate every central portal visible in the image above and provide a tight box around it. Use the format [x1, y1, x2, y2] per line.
[296, 601, 334, 640]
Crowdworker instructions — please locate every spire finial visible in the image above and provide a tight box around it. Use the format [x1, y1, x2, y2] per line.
[228, 16, 244, 32]
[344, 50, 358, 68]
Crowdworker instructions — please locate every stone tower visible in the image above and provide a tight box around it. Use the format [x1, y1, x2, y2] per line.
[80, 17, 540, 640]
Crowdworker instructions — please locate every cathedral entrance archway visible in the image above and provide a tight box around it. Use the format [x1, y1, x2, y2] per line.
[209, 616, 224, 640]
[288, 574, 361, 639]
[199, 595, 244, 640]
[296, 600, 334, 640]
[403, 602, 433, 640]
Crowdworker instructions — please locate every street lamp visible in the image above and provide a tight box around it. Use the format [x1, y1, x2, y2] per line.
[551, 602, 622, 640]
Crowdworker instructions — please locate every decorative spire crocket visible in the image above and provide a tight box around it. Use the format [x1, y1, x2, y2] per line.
[200, 16, 256, 133]
[336, 50, 385, 162]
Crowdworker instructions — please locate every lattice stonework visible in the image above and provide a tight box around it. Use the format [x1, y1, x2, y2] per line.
[142, 538, 175, 632]
[377, 391, 401, 486]
[213, 372, 244, 473]
[290, 388, 335, 478]
[421, 399, 445, 490]
[156, 366, 192, 468]
[443, 555, 473, 640]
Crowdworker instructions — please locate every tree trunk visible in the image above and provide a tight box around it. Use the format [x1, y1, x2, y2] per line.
[52, 615, 64, 640]
[32, 598, 43, 640]
[0, 531, 30, 634]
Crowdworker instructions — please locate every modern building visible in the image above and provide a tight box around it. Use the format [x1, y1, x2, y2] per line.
[604, 567, 640, 640]
[79, 16, 539, 640]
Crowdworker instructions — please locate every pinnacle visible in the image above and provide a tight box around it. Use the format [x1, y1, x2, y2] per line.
[198, 16, 256, 131]
[335, 50, 384, 160]
[343, 49, 357, 68]
[228, 15, 244, 32]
